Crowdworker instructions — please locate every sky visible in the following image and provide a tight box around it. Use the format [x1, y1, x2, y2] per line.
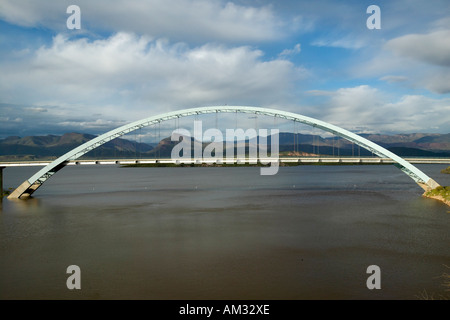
[0, 0, 449, 140]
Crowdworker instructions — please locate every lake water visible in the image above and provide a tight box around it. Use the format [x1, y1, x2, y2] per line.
[1, 164, 449, 300]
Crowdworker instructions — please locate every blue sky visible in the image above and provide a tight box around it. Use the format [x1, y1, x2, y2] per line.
[0, 0, 449, 139]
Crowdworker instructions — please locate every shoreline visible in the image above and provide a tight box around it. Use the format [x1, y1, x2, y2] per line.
[423, 185, 450, 207]
[423, 193, 450, 207]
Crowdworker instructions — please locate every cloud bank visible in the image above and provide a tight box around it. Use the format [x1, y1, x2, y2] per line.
[0, 0, 290, 43]
[0, 32, 304, 135]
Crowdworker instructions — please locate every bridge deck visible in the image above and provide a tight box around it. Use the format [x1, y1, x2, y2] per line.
[1, 157, 449, 167]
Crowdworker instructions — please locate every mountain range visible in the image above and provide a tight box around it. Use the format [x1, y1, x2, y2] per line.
[0, 132, 449, 161]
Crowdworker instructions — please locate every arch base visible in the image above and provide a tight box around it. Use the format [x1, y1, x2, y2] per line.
[417, 178, 441, 192]
[8, 180, 33, 199]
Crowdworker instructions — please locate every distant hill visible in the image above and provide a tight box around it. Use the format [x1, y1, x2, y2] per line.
[0, 132, 449, 161]
[0, 133, 154, 161]
[277, 132, 450, 157]
[358, 133, 450, 152]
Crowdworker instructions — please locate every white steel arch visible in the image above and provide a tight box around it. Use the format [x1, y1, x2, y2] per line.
[8, 106, 440, 199]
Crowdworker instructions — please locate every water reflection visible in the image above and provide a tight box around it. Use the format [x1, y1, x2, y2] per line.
[6, 197, 41, 211]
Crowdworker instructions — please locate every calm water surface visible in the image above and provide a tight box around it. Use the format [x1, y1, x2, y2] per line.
[1, 164, 449, 299]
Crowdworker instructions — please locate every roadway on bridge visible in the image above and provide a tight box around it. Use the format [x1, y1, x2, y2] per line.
[1, 157, 449, 167]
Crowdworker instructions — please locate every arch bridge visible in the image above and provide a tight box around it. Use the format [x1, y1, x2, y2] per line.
[8, 106, 440, 199]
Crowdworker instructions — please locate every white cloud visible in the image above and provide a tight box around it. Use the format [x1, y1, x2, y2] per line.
[58, 119, 120, 129]
[305, 90, 334, 96]
[423, 71, 450, 94]
[311, 37, 366, 50]
[385, 29, 450, 67]
[382, 95, 450, 132]
[0, 102, 128, 137]
[26, 106, 48, 112]
[351, 28, 450, 95]
[0, 32, 304, 124]
[312, 85, 450, 133]
[321, 85, 383, 127]
[0, 0, 62, 27]
[0, 0, 289, 43]
[379, 75, 408, 83]
[432, 16, 450, 30]
[381, 29, 450, 94]
[1, 0, 449, 136]
[279, 43, 301, 57]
